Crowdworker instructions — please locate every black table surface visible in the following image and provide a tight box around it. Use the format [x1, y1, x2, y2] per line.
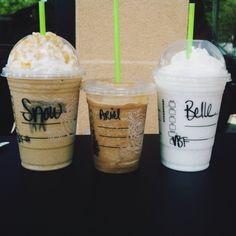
[0, 133, 235, 235]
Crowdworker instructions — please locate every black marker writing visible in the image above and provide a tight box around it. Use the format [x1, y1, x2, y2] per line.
[99, 108, 120, 120]
[21, 98, 65, 131]
[184, 100, 217, 121]
[171, 135, 189, 148]
[17, 134, 31, 144]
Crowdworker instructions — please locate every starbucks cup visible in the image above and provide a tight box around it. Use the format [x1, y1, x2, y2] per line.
[2, 32, 83, 171]
[83, 79, 155, 174]
[154, 40, 231, 172]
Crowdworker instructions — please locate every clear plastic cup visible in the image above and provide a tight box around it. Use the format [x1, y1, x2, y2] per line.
[2, 32, 83, 171]
[154, 40, 231, 172]
[83, 79, 156, 174]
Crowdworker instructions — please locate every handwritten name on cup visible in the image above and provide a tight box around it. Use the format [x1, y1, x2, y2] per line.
[163, 99, 217, 149]
[21, 98, 66, 131]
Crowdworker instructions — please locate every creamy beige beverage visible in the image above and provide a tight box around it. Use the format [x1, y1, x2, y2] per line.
[2, 32, 83, 171]
[83, 79, 155, 174]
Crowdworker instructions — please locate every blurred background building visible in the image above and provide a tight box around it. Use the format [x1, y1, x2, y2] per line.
[0, 0, 235, 134]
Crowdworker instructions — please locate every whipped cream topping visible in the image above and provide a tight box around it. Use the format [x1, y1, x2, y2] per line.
[155, 47, 229, 79]
[3, 32, 83, 78]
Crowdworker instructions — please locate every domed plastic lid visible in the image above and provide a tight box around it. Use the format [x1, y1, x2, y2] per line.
[2, 32, 84, 79]
[154, 40, 231, 82]
[83, 79, 156, 96]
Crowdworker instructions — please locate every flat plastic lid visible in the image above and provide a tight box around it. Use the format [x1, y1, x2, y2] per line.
[83, 79, 156, 96]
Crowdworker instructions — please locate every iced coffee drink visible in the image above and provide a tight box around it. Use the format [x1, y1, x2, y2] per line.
[83, 79, 155, 173]
[2, 32, 83, 171]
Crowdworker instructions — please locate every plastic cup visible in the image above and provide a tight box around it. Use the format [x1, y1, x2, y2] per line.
[154, 40, 231, 172]
[83, 79, 155, 174]
[7, 77, 81, 171]
[2, 33, 82, 171]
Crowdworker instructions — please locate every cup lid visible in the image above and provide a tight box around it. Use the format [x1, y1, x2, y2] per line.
[1, 32, 84, 79]
[154, 40, 231, 82]
[83, 79, 156, 96]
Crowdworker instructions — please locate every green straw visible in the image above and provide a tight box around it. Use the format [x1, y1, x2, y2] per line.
[114, 0, 121, 83]
[39, 0, 46, 35]
[186, 3, 195, 59]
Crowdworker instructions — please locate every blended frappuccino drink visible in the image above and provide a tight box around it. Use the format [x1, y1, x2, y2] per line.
[83, 79, 155, 174]
[2, 32, 83, 171]
[154, 40, 231, 172]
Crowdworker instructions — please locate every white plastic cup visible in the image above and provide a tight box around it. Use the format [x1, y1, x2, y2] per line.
[154, 40, 231, 172]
